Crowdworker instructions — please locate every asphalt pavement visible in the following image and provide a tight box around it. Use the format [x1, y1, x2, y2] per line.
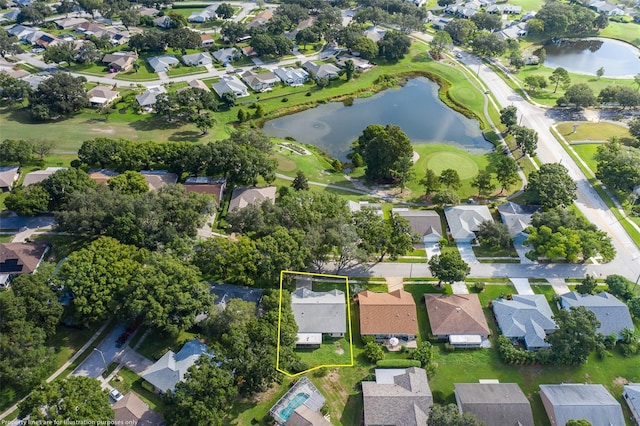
[72, 323, 126, 378]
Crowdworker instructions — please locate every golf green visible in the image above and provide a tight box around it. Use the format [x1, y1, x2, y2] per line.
[425, 152, 479, 180]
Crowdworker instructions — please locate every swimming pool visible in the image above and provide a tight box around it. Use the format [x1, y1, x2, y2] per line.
[278, 392, 310, 421]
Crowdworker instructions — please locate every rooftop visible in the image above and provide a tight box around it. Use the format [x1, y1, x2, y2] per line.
[291, 288, 346, 334]
[492, 294, 557, 349]
[561, 292, 634, 337]
[425, 294, 490, 337]
[455, 383, 534, 426]
[540, 384, 625, 426]
[358, 290, 418, 336]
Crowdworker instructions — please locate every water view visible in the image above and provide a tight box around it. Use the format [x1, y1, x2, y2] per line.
[542, 38, 640, 78]
[262, 77, 492, 161]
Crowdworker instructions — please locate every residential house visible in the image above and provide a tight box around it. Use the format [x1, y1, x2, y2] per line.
[241, 46, 257, 57]
[0, 242, 49, 289]
[54, 17, 88, 29]
[392, 209, 442, 244]
[137, 7, 160, 17]
[200, 34, 214, 48]
[347, 201, 383, 216]
[210, 283, 264, 311]
[358, 290, 419, 343]
[0, 67, 29, 79]
[590, 0, 626, 15]
[102, 51, 138, 73]
[492, 295, 557, 350]
[186, 79, 211, 92]
[141, 339, 211, 393]
[363, 26, 387, 43]
[4, 9, 20, 21]
[270, 377, 329, 426]
[302, 61, 340, 80]
[291, 288, 347, 347]
[22, 74, 49, 90]
[22, 167, 67, 186]
[140, 170, 178, 191]
[147, 55, 179, 73]
[425, 294, 490, 347]
[0, 166, 19, 192]
[455, 383, 535, 426]
[623, 384, 640, 426]
[273, 67, 309, 86]
[540, 384, 625, 426]
[337, 56, 372, 71]
[247, 10, 274, 29]
[153, 15, 173, 28]
[497, 202, 537, 238]
[560, 291, 634, 338]
[499, 22, 528, 39]
[183, 177, 226, 207]
[405, 0, 426, 6]
[136, 86, 166, 111]
[212, 47, 238, 65]
[181, 52, 212, 67]
[486, 4, 522, 14]
[288, 17, 316, 40]
[76, 22, 127, 45]
[240, 70, 280, 92]
[444, 205, 493, 242]
[88, 169, 119, 185]
[432, 16, 453, 30]
[7, 24, 43, 44]
[362, 367, 433, 426]
[112, 392, 165, 426]
[34, 33, 59, 49]
[228, 186, 277, 212]
[87, 86, 120, 107]
[521, 11, 537, 21]
[212, 75, 249, 98]
[188, 5, 218, 23]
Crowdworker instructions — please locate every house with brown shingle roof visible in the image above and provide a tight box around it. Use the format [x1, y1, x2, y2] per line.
[0, 242, 49, 288]
[358, 290, 418, 342]
[88, 169, 119, 185]
[113, 392, 165, 426]
[424, 294, 490, 347]
[140, 171, 178, 191]
[183, 177, 226, 207]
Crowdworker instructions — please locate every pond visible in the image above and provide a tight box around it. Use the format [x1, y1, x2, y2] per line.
[541, 38, 640, 78]
[262, 77, 492, 162]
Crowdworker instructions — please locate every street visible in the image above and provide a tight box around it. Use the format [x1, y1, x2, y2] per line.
[72, 323, 126, 378]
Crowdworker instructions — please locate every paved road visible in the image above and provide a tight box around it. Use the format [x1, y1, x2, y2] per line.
[72, 323, 126, 378]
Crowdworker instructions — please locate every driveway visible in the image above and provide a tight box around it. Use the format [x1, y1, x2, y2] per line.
[72, 323, 126, 378]
[548, 278, 571, 296]
[424, 242, 440, 259]
[451, 281, 469, 294]
[514, 234, 536, 265]
[457, 242, 478, 264]
[509, 278, 534, 295]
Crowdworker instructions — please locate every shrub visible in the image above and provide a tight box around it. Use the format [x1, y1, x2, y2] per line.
[473, 282, 485, 292]
[362, 335, 375, 344]
[285, 136, 296, 141]
[443, 343, 456, 352]
[343, 97, 354, 107]
[376, 359, 421, 368]
[281, 97, 288, 102]
[314, 368, 328, 378]
[432, 390, 446, 404]
[364, 342, 385, 363]
[305, 92, 312, 96]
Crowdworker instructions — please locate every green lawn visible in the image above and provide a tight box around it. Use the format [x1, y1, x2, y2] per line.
[167, 65, 207, 77]
[296, 338, 353, 369]
[556, 121, 631, 143]
[572, 143, 600, 172]
[472, 243, 519, 258]
[600, 21, 640, 47]
[136, 329, 197, 361]
[110, 367, 166, 414]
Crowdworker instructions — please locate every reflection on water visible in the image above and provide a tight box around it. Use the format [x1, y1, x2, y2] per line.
[541, 38, 640, 78]
[262, 78, 492, 161]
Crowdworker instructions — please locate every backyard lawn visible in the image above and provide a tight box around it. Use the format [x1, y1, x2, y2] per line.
[295, 338, 353, 370]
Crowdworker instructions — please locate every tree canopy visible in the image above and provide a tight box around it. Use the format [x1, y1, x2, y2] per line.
[524, 163, 576, 208]
[352, 124, 413, 182]
[547, 306, 600, 365]
[29, 73, 88, 120]
[428, 251, 470, 285]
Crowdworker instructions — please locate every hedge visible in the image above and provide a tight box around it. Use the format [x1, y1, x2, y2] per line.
[376, 359, 421, 368]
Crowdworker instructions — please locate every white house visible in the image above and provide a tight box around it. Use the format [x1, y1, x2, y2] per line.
[211, 75, 249, 98]
[302, 61, 340, 80]
[273, 67, 309, 86]
[136, 85, 166, 110]
[212, 47, 238, 65]
[147, 55, 179, 73]
[181, 52, 212, 66]
[240, 70, 280, 92]
[87, 86, 120, 107]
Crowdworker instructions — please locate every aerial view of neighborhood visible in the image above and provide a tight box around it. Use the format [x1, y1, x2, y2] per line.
[0, 0, 639, 422]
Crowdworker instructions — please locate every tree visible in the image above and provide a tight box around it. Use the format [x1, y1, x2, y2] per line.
[43, 41, 75, 66]
[353, 209, 412, 262]
[377, 31, 411, 62]
[566, 421, 592, 426]
[471, 32, 507, 58]
[429, 31, 453, 59]
[0, 139, 33, 165]
[630, 117, 640, 139]
[0, 74, 32, 105]
[390, 155, 414, 193]
[40, 167, 96, 210]
[193, 237, 260, 286]
[0, 31, 20, 58]
[477, 220, 512, 249]
[75, 41, 101, 64]
[18, 376, 113, 422]
[422, 168, 440, 197]
[364, 341, 385, 362]
[428, 404, 484, 426]
[499, 106, 518, 131]
[272, 35, 294, 56]
[628, 296, 640, 319]
[596, 66, 604, 79]
[494, 156, 518, 193]
[604, 275, 633, 300]
[216, 2, 234, 19]
[547, 306, 600, 365]
[220, 91, 237, 108]
[512, 125, 538, 158]
[292, 170, 309, 191]
[164, 356, 237, 426]
[615, 86, 640, 109]
[353, 124, 413, 182]
[429, 251, 470, 285]
[29, 73, 88, 120]
[107, 170, 149, 194]
[576, 274, 598, 294]
[343, 59, 356, 81]
[564, 83, 596, 109]
[635, 73, 640, 91]
[190, 112, 216, 135]
[471, 12, 503, 31]
[524, 163, 576, 208]
[439, 169, 461, 190]
[119, 9, 140, 30]
[5, 184, 49, 216]
[537, 47, 546, 66]
[594, 141, 640, 193]
[432, 189, 459, 205]
[471, 170, 495, 197]
[549, 67, 571, 93]
[352, 36, 378, 61]
[55, 237, 144, 324]
[445, 18, 477, 44]
[409, 341, 434, 369]
[31, 139, 54, 160]
[123, 253, 210, 335]
[524, 75, 547, 91]
[296, 27, 320, 50]
[221, 21, 248, 45]
[251, 33, 277, 56]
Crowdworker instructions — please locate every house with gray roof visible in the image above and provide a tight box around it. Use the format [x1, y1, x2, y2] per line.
[210, 283, 263, 311]
[141, 339, 211, 393]
[560, 291, 634, 338]
[187, 4, 218, 22]
[348, 201, 383, 216]
[623, 383, 640, 426]
[362, 367, 433, 426]
[497, 202, 538, 237]
[211, 75, 249, 98]
[302, 61, 340, 80]
[492, 294, 557, 350]
[363, 26, 387, 43]
[147, 55, 179, 73]
[291, 288, 347, 347]
[228, 186, 276, 212]
[212, 47, 238, 65]
[454, 382, 534, 426]
[181, 52, 212, 66]
[274, 67, 309, 86]
[540, 384, 625, 426]
[136, 86, 166, 110]
[444, 205, 493, 242]
[241, 70, 280, 92]
[392, 209, 442, 244]
[140, 170, 178, 191]
[270, 377, 328, 425]
[0, 166, 19, 192]
[22, 167, 67, 186]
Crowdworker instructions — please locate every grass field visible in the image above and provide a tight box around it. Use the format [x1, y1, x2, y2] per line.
[556, 121, 632, 142]
[296, 338, 353, 370]
[600, 21, 640, 47]
[110, 367, 166, 413]
[572, 143, 600, 171]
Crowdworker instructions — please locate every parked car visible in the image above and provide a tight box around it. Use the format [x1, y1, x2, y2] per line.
[109, 388, 123, 402]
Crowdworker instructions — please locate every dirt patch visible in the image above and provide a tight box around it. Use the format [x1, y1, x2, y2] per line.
[90, 127, 116, 134]
[335, 346, 345, 355]
[251, 382, 281, 404]
[613, 377, 629, 387]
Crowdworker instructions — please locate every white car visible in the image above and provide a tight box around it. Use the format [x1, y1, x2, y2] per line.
[456, 53, 463, 59]
[109, 388, 123, 402]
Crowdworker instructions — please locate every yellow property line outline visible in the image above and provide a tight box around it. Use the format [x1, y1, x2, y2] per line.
[276, 270, 354, 377]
